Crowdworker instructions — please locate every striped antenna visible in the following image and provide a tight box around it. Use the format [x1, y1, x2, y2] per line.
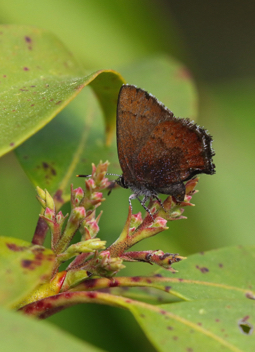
[76, 173, 121, 178]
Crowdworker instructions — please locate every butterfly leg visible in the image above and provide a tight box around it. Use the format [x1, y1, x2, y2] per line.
[140, 196, 155, 221]
[129, 194, 154, 221]
[153, 194, 166, 212]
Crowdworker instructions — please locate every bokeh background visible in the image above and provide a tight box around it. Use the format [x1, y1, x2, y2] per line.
[1, 1, 254, 351]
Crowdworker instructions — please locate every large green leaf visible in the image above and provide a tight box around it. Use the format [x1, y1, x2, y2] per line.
[0, 236, 54, 308]
[0, 25, 124, 158]
[155, 245, 255, 301]
[18, 246, 255, 351]
[0, 306, 104, 352]
[15, 87, 120, 201]
[131, 299, 254, 352]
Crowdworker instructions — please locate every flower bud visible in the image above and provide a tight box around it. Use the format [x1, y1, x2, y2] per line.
[45, 190, 55, 211]
[72, 187, 84, 207]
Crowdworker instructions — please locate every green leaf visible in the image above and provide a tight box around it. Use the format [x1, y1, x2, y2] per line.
[155, 245, 255, 301]
[15, 88, 120, 203]
[0, 306, 104, 352]
[0, 236, 55, 308]
[0, 24, 124, 158]
[131, 299, 255, 352]
[18, 289, 255, 351]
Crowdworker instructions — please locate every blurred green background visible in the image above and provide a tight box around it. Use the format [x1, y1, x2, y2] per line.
[1, 1, 254, 351]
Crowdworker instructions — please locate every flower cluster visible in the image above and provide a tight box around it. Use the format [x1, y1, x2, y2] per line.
[36, 161, 198, 291]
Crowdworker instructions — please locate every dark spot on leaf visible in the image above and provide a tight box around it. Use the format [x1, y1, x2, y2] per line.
[160, 310, 166, 315]
[23, 305, 34, 315]
[20, 88, 29, 91]
[165, 286, 171, 292]
[146, 278, 152, 283]
[55, 101, 62, 105]
[84, 279, 97, 289]
[64, 292, 72, 299]
[10, 142, 15, 147]
[196, 265, 209, 273]
[51, 294, 61, 300]
[31, 104, 35, 107]
[215, 319, 220, 322]
[132, 276, 141, 282]
[40, 162, 57, 179]
[186, 348, 193, 352]
[241, 315, 250, 322]
[23, 67, 29, 71]
[6, 243, 26, 251]
[36, 300, 45, 309]
[197, 322, 202, 326]
[219, 263, 223, 268]
[178, 278, 183, 282]
[21, 259, 33, 268]
[154, 273, 162, 278]
[30, 85, 36, 87]
[3, 75, 6, 78]
[140, 314, 145, 318]
[199, 251, 204, 255]
[25, 36, 32, 43]
[39, 306, 65, 319]
[125, 299, 132, 303]
[238, 317, 253, 335]
[54, 189, 64, 204]
[167, 326, 173, 330]
[109, 280, 119, 287]
[173, 336, 178, 340]
[87, 292, 97, 298]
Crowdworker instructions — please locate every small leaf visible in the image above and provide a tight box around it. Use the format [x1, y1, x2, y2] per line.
[0, 236, 55, 308]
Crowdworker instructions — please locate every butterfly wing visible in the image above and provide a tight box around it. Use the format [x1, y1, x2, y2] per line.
[117, 84, 215, 191]
[117, 84, 173, 184]
[134, 118, 215, 188]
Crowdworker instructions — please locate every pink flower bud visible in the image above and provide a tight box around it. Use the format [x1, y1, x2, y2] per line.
[92, 192, 103, 200]
[73, 187, 84, 205]
[151, 217, 167, 228]
[44, 207, 55, 220]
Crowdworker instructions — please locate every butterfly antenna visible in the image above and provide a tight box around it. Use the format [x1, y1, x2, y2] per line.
[76, 174, 92, 178]
[105, 173, 121, 177]
[76, 173, 121, 178]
